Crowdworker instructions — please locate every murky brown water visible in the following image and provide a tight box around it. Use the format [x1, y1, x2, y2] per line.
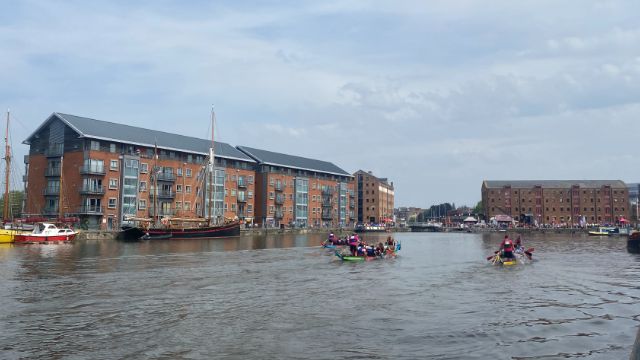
[0, 231, 638, 359]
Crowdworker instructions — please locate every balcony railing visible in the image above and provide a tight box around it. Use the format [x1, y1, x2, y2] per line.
[77, 205, 104, 215]
[321, 211, 333, 220]
[79, 166, 106, 176]
[45, 144, 64, 157]
[80, 185, 105, 195]
[322, 188, 334, 195]
[157, 190, 176, 199]
[148, 208, 175, 217]
[237, 194, 247, 202]
[43, 187, 60, 196]
[274, 182, 283, 191]
[275, 195, 285, 204]
[45, 168, 61, 177]
[42, 207, 59, 215]
[274, 211, 284, 219]
[156, 172, 176, 182]
[237, 179, 247, 188]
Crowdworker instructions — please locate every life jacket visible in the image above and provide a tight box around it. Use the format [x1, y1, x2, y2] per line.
[504, 240, 513, 251]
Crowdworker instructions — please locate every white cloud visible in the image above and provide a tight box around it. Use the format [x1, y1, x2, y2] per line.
[1, 0, 639, 206]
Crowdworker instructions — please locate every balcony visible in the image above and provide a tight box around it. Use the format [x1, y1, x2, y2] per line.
[80, 165, 106, 176]
[45, 168, 61, 177]
[322, 188, 334, 196]
[237, 194, 247, 203]
[77, 205, 104, 215]
[157, 190, 176, 199]
[275, 195, 285, 205]
[321, 211, 333, 220]
[43, 187, 60, 196]
[274, 182, 283, 192]
[237, 178, 247, 188]
[156, 173, 176, 182]
[45, 144, 64, 157]
[42, 207, 59, 216]
[148, 208, 175, 217]
[80, 185, 105, 195]
[349, 203, 355, 209]
[274, 211, 284, 219]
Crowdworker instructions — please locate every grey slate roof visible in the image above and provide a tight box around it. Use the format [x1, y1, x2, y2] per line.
[237, 146, 351, 177]
[24, 113, 255, 162]
[483, 180, 628, 189]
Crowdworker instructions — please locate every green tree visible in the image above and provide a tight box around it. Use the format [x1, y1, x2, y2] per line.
[473, 201, 483, 215]
[0, 190, 24, 219]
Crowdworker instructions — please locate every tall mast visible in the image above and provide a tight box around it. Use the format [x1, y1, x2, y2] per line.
[207, 107, 215, 226]
[3, 110, 11, 222]
[58, 155, 64, 220]
[153, 140, 159, 226]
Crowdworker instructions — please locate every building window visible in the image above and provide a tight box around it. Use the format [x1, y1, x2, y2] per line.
[248, 175, 254, 184]
[139, 181, 147, 192]
[90, 140, 100, 151]
[186, 185, 192, 194]
[140, 163, 148, 173]
[139, 199, 147, 209]
[248, 191, 253, 199]
[248, 204, 253, 213]
[186, 168, 192, 177]
[231, 203, 236, 211]
[108, 198, 117, 209]
[269, 178, 274, 186]
[176, 184, 182, 193]
[175, 202, 182, 210]
[110, 144, 116, 153]
[184, 202, 191, 211]
[231, 189, 236, 197]
[177, 167, 183, 177]
[109, 178, 118, 189]
[269, 205, 274, 214]
[110, 160, 118, 170]
[269, 192, 274, 199]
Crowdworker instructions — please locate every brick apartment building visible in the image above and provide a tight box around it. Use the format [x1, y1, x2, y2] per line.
[22, 113, 354, 230]
[354, 170, 394, 224]
[237, 146, 355, 228]
[481, 180, 630, 226]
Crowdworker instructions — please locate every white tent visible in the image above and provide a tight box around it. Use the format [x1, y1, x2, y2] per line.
[463, 216, 478, 223]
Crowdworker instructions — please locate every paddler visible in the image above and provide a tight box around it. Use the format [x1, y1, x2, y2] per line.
[499, 234, 515, 259]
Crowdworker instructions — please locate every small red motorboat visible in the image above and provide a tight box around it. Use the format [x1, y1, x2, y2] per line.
[14, 222, 77, 244]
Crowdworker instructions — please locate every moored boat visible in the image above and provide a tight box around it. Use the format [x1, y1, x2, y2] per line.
[588, 226, 616, 236]
[118, 109, 241, 241]
[14, 222, 77, 244]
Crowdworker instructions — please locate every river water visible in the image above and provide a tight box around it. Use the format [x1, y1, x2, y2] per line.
[0, 231, 638, 359]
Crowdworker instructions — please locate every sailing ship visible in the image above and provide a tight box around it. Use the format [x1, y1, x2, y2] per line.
[118, 109, 240, 241]
[0, 110, 30, 243]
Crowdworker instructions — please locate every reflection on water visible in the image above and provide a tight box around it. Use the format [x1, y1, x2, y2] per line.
[0, 231, 638, 359]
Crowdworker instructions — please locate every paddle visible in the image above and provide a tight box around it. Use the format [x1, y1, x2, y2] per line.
[524, 247, 534, 260]
[487, 250, 499, 260]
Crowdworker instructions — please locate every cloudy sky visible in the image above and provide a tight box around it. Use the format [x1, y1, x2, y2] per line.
[2, 0, 639, 207]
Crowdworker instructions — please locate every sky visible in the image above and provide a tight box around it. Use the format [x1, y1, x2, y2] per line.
[2, 0, 640, 208]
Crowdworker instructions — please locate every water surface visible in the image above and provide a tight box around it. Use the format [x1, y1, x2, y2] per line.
[0, 232, 638, 359]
